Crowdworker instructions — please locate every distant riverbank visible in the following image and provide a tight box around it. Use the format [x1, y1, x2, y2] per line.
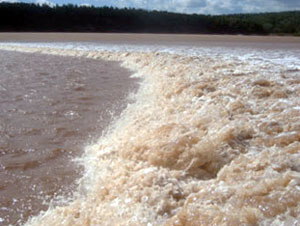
[1, 3, 300, 35]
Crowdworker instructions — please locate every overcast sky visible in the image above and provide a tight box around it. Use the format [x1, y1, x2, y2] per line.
[2, 0, 300, 14]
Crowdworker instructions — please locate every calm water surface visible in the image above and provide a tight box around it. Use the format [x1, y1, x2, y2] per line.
[0, 50, 137, 225]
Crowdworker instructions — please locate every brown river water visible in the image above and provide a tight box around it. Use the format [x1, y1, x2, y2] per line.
[0, 33, 300, 226]
[0, 49, 137, 225]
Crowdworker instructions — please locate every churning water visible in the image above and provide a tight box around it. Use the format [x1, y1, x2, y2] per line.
[0, 34, 300, 225]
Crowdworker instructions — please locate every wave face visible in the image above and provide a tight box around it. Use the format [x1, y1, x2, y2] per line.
[0, 41, 300, 226]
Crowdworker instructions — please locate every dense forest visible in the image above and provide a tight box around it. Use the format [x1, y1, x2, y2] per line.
[0, 2, 300, 35]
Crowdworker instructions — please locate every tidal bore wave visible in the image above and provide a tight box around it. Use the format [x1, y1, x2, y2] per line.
[0, 43, 300, 225]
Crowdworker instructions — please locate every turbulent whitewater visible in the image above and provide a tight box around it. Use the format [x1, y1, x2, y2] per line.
[0, 41, 299, 226]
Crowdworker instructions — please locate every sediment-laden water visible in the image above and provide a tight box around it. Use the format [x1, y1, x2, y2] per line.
[0, 49, 137, 225]
[0, 35, 299, 225]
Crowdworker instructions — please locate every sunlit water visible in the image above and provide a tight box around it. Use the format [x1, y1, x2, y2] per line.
[0, 35, 299, 225]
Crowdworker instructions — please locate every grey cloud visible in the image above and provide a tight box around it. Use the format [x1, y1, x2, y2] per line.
[275, 0, 300, 7]
[185, 0, 207, 8]
[93, 0, 300, 14]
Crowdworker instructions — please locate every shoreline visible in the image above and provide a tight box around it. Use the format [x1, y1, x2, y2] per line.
[0, 32, 299, 44]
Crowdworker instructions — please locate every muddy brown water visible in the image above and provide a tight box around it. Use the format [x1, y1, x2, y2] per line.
[0, 33, 299, 50]
[0, 50, 138, 225]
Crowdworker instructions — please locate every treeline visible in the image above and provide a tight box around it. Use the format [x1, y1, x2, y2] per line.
[0, 2, 300, 35]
